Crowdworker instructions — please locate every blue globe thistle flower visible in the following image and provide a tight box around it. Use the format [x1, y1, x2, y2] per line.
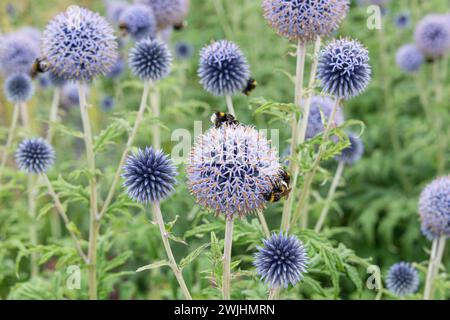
[317, 38, 371, 99]
[395, 12, 411, 29]
[254, 232, 308, 288]
[38, 73, 51, 89]
[198, 40, 250, 96]
[305, 96, 344, 140]
[335, 132, 364, 165]
[134, 0, 189, 30]
[414, 14, 450, 59]
[4, 73, 34, 103]
[16, 27, 42, 48]
[105, 0, 129, 25]
[262, 0, 349, 42]
[396, 44, 424, 73]
[42, 6, 118, 82]
[175, 41, 194, 60]
[0, 34, 39, 75]
[101, 96, 115, 111]
[187, 124, 281, 218]
[418, 176, 450, 240]
[386, 262, 419, 296]
[107, 57, 125, 78]
[129, 38, 172, 81]
[122, 147, 177, 204]
[119, 4, 157, 41]
[15, 138, 56, 174]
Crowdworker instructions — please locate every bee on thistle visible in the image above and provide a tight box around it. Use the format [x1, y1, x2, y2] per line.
[242, 77, 257, 96]
[210, 112, 239, 128]
[30, 58, 50, 78]
[263, 168, 292, 203]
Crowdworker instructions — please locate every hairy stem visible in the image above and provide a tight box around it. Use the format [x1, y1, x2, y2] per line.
[257, 210, 270, 237]
[28, 175, 39, 277]
[225, 95, 235, 117]
[152, 202, 192, 300]
[291, 98, 342, 227]
[98, 81, 152, 221]
[42, 174, 88, 262]
[19, 102, 31, 132]
[222, 217, 234, 300]
[77, 82, 98, 300]
[0, 103, 20, 179]
[46, 88, 61, 143]
[424, 236, 447, 300]
[314, 160, 345, 233]
[280, 40, 306, 232]
[150, 86, 161, 150]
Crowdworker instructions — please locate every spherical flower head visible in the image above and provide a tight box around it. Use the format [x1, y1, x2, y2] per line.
[122, 147, 177, 204]
[254, 232, 308, 288]
[396, 44, 424, 73]
[187, 124, 281, 218]
[134, 0, 190, 30]
[418, 176, 450, 240]
[15, 138, 56, 174]
[262, 0, 349, 42]
[42, 6, 119, 82]
[0, 34, 39, 75]
[119, 4, 157, 41]
[305, 96, 344, 140]
[4, 73, 34, 103]
[317, 38, 371, 99]
[105, 0, 129, 25]
[198, 40, 250, 96]
[395, 12, 411, 29]
[335, 132, 364, 165]
[106, 56, 125, 78]
[386, 262, 419, 296]
[414, 14, 450, 59]
[16, 27, 42, 49]
[129, 38, 172, 81]
[175, 41, 194, 60]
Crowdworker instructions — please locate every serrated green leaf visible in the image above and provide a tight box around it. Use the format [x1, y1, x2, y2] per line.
[136, 260, 171, 272]
[179, 243, 210, 269]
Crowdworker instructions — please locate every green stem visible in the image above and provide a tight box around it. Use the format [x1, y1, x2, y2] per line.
[150, 86, 161, 150]
[77, 82, 98, 300]
[257, 210, 270, 237]
[314, 160, 345, 233]
[222, 217, 234, 300]
[424, 236, 447, 300]
[225, 95, 235, 117]
[0, 103, 20, 179]
[152, 202, 192, 300]
[28, 174, 39, 277]
[98, 81, 151, 221]
[280, 40, 306, 232]
[46, 88, 61, 143]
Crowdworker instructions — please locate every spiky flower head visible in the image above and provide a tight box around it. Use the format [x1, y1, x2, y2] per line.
[386, 262, 419, 296]
[305, 96, 344, 140]
[134, 0, 189, 30]
[395, 12, 411, 29]
[0, 34, 39, 75]
[414, 14, 450, 59]
[198, 40, 250, 96]
[262, 0, 349, 42]
[105, 0, 129, 25]
[396, 44, 424, 73]
[15, 138, 55, 174]
[187, 124, 280, 218]
[418, 176, 450, 240]
[122, 147, 177, 204]
[42, 6, 118, 81]
[4, 73, 34, 103]
[317, 38, 371, 99]
[254, 232, 308, 288]
[129, 38, 172, 81]
[175, 41, 194, 60]
[107, 56, 125, 78]
[335, 132, 364, 165]
[119, 4, 157, 40]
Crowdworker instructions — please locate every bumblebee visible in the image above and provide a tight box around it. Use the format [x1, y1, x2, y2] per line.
[118, 23, 129, 37]
[30, 58, 49, 78]
[210, 111, 239, 128]
[263, 169, 291, 203]
[173, 21, 187, 31]
[242, 77, 257, 96]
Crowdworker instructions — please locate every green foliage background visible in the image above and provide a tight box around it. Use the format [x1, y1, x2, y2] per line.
[0, 0, 449, 300]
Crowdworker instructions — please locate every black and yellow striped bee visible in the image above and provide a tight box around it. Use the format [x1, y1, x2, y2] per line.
[173, 21, 187, 31]
[210, 111, 239, 128]
[118, 23, 129, 37]
[30, 58, 49, 78]
[263, 169, 291, 203]
[242, 77, 257, 96]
